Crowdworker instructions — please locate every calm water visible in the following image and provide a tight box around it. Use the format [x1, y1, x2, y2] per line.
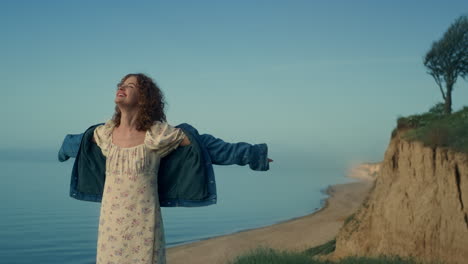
[0, 148, 356, 264]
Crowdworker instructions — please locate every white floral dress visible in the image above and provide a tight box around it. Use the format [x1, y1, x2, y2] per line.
[93, 119, 186, 264]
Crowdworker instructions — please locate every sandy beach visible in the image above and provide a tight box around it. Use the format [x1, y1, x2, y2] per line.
[166, 176, 374, 264]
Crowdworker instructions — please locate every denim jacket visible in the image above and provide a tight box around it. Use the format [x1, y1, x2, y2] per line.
[58, 122, 269, 207]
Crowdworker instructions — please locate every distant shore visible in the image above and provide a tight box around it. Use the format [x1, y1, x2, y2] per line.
[166, 169, 375, 264]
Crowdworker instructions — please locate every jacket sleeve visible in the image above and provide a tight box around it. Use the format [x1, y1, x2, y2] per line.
[58, 133, 84, 162]
[199, 133, 269, 171]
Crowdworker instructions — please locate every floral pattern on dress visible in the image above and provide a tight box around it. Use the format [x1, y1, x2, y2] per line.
[93, 119, 185, 264]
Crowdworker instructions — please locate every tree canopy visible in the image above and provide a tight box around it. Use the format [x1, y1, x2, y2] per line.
[424, 15, 468, 114]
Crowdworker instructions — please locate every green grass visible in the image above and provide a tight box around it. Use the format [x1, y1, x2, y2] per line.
[227, 244, 439, 264]
[303, 239, 336, 257]
[227, 246, 316, 264]
[343, 213, 356, 226]
[394, 105, 468, 153]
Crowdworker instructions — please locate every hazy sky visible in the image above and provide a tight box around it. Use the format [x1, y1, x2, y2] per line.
[2, 0, 467, 165]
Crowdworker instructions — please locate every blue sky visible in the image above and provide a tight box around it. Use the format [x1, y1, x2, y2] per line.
[2, 0, 467, 166]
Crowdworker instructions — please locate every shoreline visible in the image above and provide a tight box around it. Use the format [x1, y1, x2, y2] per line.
[166, 183, 336, 248]
[167, 176, 374, 264]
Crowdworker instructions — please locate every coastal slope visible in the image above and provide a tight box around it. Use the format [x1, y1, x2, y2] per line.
[329, 130, 468, 264]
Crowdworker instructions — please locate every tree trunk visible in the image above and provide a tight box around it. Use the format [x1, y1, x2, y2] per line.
[444, 83, 453, 114]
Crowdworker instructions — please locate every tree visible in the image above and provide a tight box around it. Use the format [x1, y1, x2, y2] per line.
[424, 15, 468, 114]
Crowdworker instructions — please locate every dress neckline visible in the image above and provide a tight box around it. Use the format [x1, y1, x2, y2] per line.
[110, 124, 148, 149]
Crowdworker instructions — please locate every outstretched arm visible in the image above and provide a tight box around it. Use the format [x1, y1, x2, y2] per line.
[58, 133, 84, 161]
[199, 133, 272, 171]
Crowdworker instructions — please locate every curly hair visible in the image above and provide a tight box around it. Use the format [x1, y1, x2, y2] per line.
[111, 73, 167, 131]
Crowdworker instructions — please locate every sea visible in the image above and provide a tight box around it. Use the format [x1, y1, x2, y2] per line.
[0, 148, 358, 264]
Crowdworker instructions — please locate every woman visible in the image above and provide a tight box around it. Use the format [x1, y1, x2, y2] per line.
[92, 73, 192, 263]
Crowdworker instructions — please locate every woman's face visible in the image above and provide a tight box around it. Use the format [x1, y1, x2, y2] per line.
[115, 76, 140, 108]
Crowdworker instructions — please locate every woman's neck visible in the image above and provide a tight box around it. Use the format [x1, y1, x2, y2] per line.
[118, 109, 140, 131]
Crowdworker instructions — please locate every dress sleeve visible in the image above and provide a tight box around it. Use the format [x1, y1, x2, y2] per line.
[146, 121, 186, 158]
[93, 120, 114, 157]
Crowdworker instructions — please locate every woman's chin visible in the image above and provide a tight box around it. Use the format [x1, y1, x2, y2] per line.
[114, 99, 138, 109]
[114, 97, 125, 104]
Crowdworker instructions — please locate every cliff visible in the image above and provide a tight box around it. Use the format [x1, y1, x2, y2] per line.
[329, 129, 468, 264]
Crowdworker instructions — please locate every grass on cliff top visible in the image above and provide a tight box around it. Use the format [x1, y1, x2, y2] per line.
[394, 105, 468, 154]
[227, 243, 435, 264]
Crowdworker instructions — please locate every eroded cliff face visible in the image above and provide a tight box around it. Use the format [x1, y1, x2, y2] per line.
[330, 130, 468, 264]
